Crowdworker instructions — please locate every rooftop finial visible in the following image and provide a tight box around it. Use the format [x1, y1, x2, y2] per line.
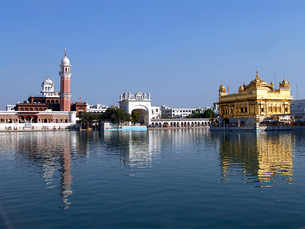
[255, 70, 262, 81]
[64, 48, 67, 57]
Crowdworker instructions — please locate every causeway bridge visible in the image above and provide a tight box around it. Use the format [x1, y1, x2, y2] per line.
[150, 118, 210, 128]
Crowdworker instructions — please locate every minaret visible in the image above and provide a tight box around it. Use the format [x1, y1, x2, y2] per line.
[59, 48, 72, 111]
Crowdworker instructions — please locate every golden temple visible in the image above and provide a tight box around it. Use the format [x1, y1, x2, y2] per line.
[218, 72, 292, 123]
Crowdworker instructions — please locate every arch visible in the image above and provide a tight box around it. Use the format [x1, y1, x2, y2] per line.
[131, 108, 149, 125]
[163, 122, 169, 128]
[129, 104, 150, 125]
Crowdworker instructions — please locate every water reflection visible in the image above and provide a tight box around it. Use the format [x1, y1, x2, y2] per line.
[102, 131, 154, 168]
[0, 132, 91, 209]
[215, 132, 294, 185]
[0, 129, 298, 214]
[60, 136, 72, 209]
[102, 128, 210, 168]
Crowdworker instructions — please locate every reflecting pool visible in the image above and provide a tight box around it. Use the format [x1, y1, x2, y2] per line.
[1, 130, 305, 228]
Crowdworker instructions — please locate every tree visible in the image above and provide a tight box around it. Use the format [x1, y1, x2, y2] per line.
[161, 114, 170, 119]
[187, 108, 216, 119]
[131, 110, 140, 124]
[79, 112, 103, 129]
[202, 109, 216, 118]
[101, 107, 130, 124]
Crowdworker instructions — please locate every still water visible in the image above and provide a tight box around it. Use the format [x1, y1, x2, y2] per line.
[0, 129, 305, 228]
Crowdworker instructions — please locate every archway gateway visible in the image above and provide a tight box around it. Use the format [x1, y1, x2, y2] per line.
[119, 91, 152, 125]
[131, 109, 149, 125]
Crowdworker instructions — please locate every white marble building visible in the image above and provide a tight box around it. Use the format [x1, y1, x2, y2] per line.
[151, 106, 161, 120]
[119, 91, 159, 124]
[0, 110, 76, 131]
[87, 104, 109, 113]
[6, 104, 15, 111]
[41, 77, 59, 97]
[160, 105, 209, 118]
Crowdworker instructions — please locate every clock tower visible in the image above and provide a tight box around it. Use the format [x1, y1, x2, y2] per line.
[59, 49, 72, 111]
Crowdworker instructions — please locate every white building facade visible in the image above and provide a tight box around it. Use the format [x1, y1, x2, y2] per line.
[160, 105, 209, 118]
[41, 77, 60, 97]
[87, 104, 109, 113]
[151, 106, 161, 120]
[0, 110, 76, 131]
[6, 104, 15, 111]
[119, 91, 159, 124]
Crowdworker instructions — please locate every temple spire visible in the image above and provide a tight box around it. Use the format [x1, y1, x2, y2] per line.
[64, 48, 67, 57]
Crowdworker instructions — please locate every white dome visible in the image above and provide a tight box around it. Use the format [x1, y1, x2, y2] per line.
[42, 77, 53, 86]
[61, 55, 71, 66]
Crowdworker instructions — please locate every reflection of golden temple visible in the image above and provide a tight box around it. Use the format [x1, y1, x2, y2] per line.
[256, 134, 293, 182]
[218, 132, 294, 184]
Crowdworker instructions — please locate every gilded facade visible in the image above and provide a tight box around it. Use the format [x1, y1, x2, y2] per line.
[218, 72, 292, 122]
[218, 132, 294, 184]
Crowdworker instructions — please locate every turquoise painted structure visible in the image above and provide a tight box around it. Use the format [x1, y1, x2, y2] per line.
[101, 122, 147, 131]
[103, 125, 147, 131]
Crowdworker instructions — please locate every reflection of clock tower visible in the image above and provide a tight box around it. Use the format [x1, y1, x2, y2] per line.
[59, 49, 72, 111]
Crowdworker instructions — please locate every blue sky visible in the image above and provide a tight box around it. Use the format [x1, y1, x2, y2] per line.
[1, 0, 305, 108]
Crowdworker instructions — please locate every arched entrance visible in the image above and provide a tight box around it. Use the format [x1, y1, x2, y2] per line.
[131, 109, 149, 125]
[119, 91, 153, 125]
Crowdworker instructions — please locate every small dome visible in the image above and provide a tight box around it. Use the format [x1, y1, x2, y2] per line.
[238, 84, 245, 92]
[42, 77, 53, 86]
[61, 55, 71, 66]
[136, 91, 143, 96]
[280, 79, 290, 88]
[219, 85, 226, 93]
[282, 79, 288, 84]
[61, 48, 71, 66]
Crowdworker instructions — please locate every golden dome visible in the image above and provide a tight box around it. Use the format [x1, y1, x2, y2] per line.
[219, 85, 226, 93]
[280, 79, 290, 88]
